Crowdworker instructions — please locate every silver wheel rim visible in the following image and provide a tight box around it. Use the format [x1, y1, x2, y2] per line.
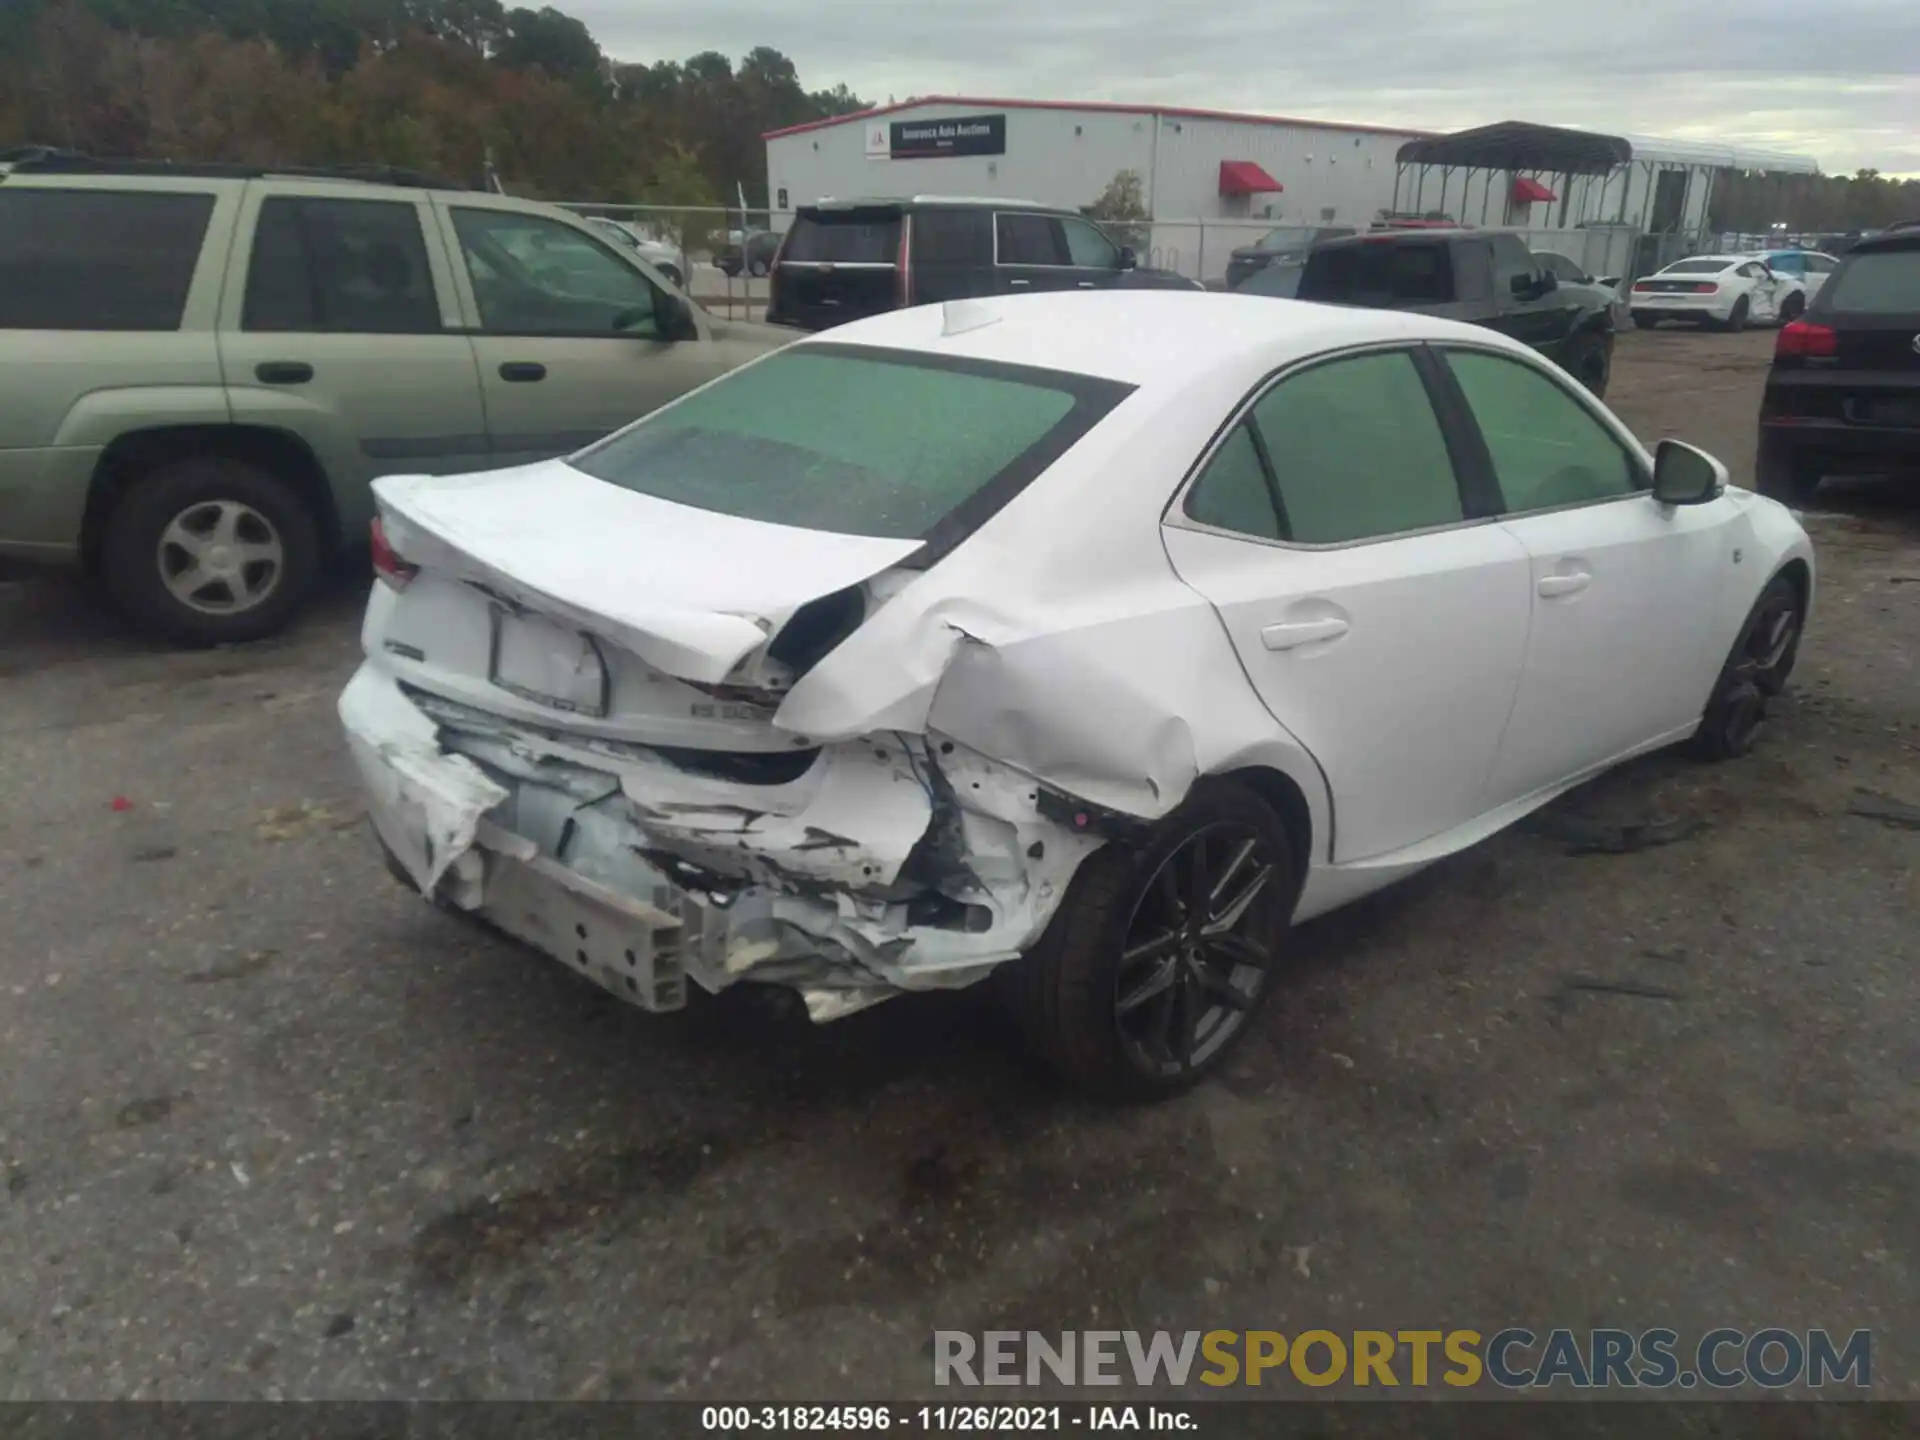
[157, 500, 285, 615]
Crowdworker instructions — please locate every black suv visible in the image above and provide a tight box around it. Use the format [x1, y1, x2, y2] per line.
[1295, 228, 1618, 395]
[1224, 224, 1355, 291]
[764, 196, 1196, 331]
[1757, 228, 1920, 505]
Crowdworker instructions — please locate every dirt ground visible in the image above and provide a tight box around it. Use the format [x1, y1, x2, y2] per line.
[1, 327, 1916, 1402]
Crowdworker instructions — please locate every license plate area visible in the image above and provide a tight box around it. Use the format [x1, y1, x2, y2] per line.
[488, 607, 609, 716]
[1845, 396, 1920, 428]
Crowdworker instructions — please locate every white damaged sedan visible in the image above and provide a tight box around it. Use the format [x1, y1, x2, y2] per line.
[341, 291, 1814, 1097]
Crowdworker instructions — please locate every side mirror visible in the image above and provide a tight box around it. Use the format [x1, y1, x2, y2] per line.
[1118, 246, 1137, 270]
[1510, 271, 1537, 298]
[1652, 439, 1727, 506]
[653, 290, 696, 342]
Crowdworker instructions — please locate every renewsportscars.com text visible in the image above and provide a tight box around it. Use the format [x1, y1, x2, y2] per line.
[933, 1328, 1872, 1390]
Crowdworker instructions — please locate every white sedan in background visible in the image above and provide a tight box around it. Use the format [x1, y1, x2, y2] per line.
[1629, 255, 1808, 330]
[584, 216, 688, 289]
[340, 291, 1813, 1098]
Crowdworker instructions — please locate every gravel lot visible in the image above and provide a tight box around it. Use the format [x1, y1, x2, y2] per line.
[2, 327, 1916, 1401]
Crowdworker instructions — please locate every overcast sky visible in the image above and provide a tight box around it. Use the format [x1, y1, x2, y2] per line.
[573, 0, 1920, 176]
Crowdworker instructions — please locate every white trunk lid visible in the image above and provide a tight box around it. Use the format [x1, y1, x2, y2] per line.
[375, 461, 921, 685]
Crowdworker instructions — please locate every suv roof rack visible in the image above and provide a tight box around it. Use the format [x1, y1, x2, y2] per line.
[0, 145, 472, 192]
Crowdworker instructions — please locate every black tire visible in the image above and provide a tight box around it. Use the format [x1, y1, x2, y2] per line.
[1778, 291, 1805, 324]
[1754, 436, 1822, 507]
[1687, 574, 1804, 761]
[1722, 297, 1750, 332]
[1563, 329, 1612, 398]
[1632, 314, 1658, 330]
[998, 779, 1296, 1100]
[748, 258, 770, 279]
[100, 455, 320, 646]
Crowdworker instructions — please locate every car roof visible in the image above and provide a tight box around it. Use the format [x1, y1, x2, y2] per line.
[792, 290, 1526, 387]
[1664, 255, 1745, 267]
[806, 195, 1063, 213]
[1847, 229, 1920, 256]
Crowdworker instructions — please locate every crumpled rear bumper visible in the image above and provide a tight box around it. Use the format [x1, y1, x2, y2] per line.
[339, 663, 1102, 1020]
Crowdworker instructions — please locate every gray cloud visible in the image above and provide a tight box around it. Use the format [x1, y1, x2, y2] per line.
[571, 0, 1920, 173]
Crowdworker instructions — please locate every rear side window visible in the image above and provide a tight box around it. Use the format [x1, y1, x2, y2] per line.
[245, 197, 439, 333]
[571, 346, 1131, 543]
[911, 210, 993, 266]
[1252, 351, 1463, 543]
[1299, 242, 1454, 304]
[1823, 251, 1920, 312]
[783, 213, 901, 263]
[1186, 424, 1282, 540]
[0, 188, 214, 330]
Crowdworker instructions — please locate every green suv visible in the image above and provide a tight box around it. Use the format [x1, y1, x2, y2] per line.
[0, 151, 787, 643]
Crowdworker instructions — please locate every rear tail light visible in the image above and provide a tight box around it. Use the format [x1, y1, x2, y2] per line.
[897, 223, 911, 307]
[1631, 280, 1652, 291]
[369, 517, 418, 591]
[1776, 320, 1838, 359]
[1690, 282, 1719, 294]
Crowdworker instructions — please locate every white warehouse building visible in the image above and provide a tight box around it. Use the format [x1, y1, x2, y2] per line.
[763, 98, 1819, 284]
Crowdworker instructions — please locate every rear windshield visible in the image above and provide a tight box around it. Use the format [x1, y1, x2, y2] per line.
[1823, 250, 1920, 312]
[569, 346, 1132, 543]
[1299, 242, 1454, 304]
[1659, 259, 1731, 274]
[782, 213, 902, 264]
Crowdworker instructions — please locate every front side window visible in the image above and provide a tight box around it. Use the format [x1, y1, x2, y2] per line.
[1445, 349, 1639, 512]
[452, 208, 661, 336]
[570, 347, 1131, 542]
[1060, 217, 1122, 269]
[1194, 350, 1464, 546]
[245, 197, 440, 333]
[996, 212, 1068, 266]
[0, 188, 214, 330]
[1805, 254, 1837, 275]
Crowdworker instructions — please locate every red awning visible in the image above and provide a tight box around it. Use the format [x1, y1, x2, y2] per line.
[1511, 176, 1557, 203]
[1219, 160, 1284, 196]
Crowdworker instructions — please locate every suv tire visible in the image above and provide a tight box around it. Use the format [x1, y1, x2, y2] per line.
[1563, 329, 1612, 397]
[101, 456, 321, 646]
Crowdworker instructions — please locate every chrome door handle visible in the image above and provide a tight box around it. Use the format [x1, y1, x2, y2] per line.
[1008, 279, 1032, 287]
[1538, 572, 1592, 598]
[1262, 617, 1350, 650]
[1077, 281, 1097, 288]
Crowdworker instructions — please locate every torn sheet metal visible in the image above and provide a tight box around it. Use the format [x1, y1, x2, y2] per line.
[341, 662, 1103, 1016]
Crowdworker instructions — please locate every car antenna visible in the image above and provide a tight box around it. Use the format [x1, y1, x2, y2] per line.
[942, 298, 1000, 336]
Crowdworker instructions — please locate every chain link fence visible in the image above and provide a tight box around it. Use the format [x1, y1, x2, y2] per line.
[553, 202, 794, 317]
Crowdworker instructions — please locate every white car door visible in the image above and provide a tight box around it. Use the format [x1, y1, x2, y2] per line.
[1740, 261, 1778, 322]
[1434, 345, 1735, 807]
[1161, 346, 1534, 864]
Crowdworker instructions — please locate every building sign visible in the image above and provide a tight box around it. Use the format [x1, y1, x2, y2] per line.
[884, 114, 1007, 160]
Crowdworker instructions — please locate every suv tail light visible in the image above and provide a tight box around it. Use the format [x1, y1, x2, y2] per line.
[370, 517, 418, 590]
[1776, 320, 1838, 358]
